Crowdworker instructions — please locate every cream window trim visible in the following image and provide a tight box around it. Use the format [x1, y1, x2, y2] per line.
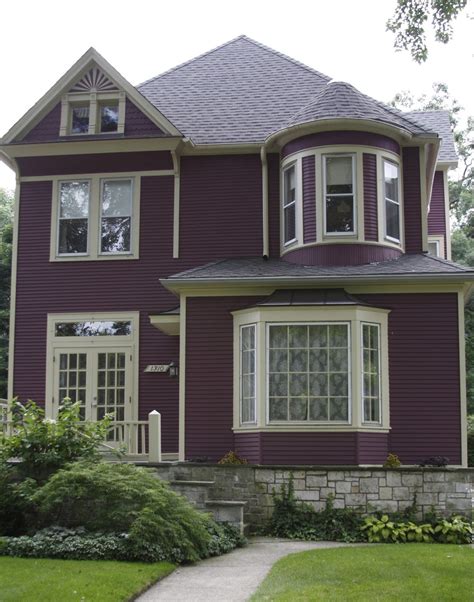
[427, 235, 445, 258]
[322, 153, 357, 237]
[60, 91, 126, 137]
[45, 311, 139, 420]
[280, 162, 299, 249]
[50, 173, 140, 262]
[376, 152, 404, 250]
[381, 158, 402, 245]
[232, 305, 390, 433]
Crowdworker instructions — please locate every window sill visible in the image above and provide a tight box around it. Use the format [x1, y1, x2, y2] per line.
[233, 425, 390, 433]
[50, 254, 139, 262]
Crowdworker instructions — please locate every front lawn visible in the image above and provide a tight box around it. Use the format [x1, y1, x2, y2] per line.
[0, 557, 175, 602]
[252, 545, 474, 601]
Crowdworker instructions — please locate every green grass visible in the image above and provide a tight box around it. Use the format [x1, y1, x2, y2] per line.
[0, 557, 175, 602]
[252, 545, 474, 601]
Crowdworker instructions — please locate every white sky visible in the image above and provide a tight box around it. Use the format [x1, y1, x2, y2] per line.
[1, 0, 473, 191]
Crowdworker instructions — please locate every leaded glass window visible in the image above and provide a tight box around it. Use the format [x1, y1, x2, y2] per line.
[58, 181, 89, 254]
[283, 165, 296, 244]
[268, 323, 350, 423]
[384, 160, 400, 242]
[324, 155, 355, 234]
[240, 325, 256, 424]
[101, 179, 132, 253]
[362, 323, 381, 423]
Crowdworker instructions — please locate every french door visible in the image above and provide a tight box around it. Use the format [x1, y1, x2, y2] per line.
[53, 347, 133, 424]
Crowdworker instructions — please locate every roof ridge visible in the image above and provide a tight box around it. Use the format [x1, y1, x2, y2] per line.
[424, 253, 469, 271]
[137, 35, 331, 89]
[137, 35, 248, 87]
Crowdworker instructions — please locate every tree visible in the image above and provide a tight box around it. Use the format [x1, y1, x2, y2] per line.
[387, 0, 468, 62]
[392, 84, 474, 414]
[0, 188, 13, 399]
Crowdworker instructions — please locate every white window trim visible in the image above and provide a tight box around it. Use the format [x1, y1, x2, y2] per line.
[232, 305, 390, 433]
[361, 322, 382, 426]
[240, 324, 257, 425]
[50, 173, 140, 261]
[265, 321, 352, 426]
[323, 153, 357, 237]
[60, 91, 126, 137]
[45, 311, 139, 420]
[427, 235, 445, 258]
[382, 159, 401, 244]
[281, 162, 298, 247]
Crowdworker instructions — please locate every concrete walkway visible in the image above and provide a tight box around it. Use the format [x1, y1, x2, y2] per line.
[138, 537, 353, 602]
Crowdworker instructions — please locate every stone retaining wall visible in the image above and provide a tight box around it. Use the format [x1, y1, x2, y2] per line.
[152, 464, 473, 529]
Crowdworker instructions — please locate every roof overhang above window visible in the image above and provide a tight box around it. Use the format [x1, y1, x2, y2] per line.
[149, 308, 180, 336]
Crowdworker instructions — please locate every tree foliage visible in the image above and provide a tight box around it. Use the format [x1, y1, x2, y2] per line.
[387, 0, 468, 62]
[0, 188, 13, 399]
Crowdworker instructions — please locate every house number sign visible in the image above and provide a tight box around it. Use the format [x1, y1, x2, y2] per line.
[144, 364, 170, 373]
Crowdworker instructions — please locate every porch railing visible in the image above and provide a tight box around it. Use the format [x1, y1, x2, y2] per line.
[0, 400, 13, 437]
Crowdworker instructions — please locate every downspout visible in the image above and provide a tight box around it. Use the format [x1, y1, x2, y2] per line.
[261, 145, 269, 258]
[171, 148, 181, 259]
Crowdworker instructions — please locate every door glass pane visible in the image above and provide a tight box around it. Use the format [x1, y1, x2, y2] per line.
[97, 352, 127, 436]
[58, 352, 87, 420]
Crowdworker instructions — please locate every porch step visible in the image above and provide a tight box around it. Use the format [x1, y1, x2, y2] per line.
[169, 479, 215, 510]
[205, 500, 247, 534]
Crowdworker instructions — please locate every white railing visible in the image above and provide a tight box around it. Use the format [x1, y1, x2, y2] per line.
[0, 400, 13, 437]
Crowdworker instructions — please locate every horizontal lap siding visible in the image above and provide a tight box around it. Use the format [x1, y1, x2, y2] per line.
[268, 153, 280, 257]
[21, 104, 62, 142]
[302, 155, 316, 244]
[357, 433, 388, 464]
[261, 432, 358, 464]
[428, 172, 447, 251]
[124, 99, 165, 136]
[179, 155, 263, 261]
[282, 131, 400, 158]
[185, 297, 263, 461]
[234, 433, 262, 464]
[403, 148, 423, 253]
[359, 293, 461, 465]
[363, 153, 378, 241]
[282, 244, 401, 266]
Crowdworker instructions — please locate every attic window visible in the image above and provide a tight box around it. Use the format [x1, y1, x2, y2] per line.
[60, 92, 125, 136]
[71, 105, 90, 134]
[100, 103, 119, 132]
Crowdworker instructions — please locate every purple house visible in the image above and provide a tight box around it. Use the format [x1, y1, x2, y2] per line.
[1, 36, 472, 467]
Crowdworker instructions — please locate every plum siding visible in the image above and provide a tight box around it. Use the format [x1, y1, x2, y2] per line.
[359, 293, 461, 465]
[17, 151, 173, 177]
[302, 155, 316, 243]
[282, 131, 400, 158]
[124, 99, 166, 136]
[282, 244, 401, 266]
[234, 433, 262, 464]
[356, 432, 388, 464]
[21, 104, 62, 142]
[402, 147, 423, 253]
[428, 172, 447, 253]
[268, 153, 281, 257]
[179, 155, 263, 261]
[363, 153, 378, 241]
[185, 297, 263, 461]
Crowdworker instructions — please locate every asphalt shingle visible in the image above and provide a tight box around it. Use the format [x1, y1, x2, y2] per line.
[403, 110, 458, 163]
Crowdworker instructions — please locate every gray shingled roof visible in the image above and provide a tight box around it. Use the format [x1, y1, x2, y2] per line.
[403, 110, 457, 163]
[138, 35, 455, 157]
[285, 81, 429, 136]
[164, 254, 473, 283]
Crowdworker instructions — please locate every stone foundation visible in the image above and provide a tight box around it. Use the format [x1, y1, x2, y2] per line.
[152, 464, 473, 529]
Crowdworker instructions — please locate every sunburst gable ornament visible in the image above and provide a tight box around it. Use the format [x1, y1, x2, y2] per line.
[70, 67, 119, 93]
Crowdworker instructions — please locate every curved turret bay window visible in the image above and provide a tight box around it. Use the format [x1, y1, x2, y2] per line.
[232, 290, 390, 433]
[324, 154, 356, 235]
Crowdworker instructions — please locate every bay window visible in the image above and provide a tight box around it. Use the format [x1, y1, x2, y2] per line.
[324, 154, 355, 234]
[383, 160, 400, 242]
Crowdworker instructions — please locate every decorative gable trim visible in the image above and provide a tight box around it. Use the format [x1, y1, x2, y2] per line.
[1, 47, 182, 144]
[69, 67, 119, 93]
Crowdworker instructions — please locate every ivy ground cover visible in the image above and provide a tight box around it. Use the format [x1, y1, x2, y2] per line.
[252, 545, 474, 601]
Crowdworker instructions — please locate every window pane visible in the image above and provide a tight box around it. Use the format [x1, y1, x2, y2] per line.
[289, 398, 307, 421]
[240, 325, 256, 424]
[269, 373, 288, 397]
[102, 180, 132, 217]
[283, 166, 295, 207]
[284, 204, 296, 243]
[309, 398, 328, 421]
[269, 398, 288, 421]
[55, 321, 132, 336]
[100, 104, 119, 132]
[326, 195, 354, 233]
[283, 166, 296, 244]
[269, 349, 288, 372]
[326, 156, 353, 194]
[269, 325, 287, 349]
[362, 324, 381, 423]
[329, 397, 349, 421]
[384, 161, 399, 202]
[71, 106, 89, 134]
[386, 199, 400, 240]
[60, 181, 90, 218]
[58, 219, 88, 254]
[428, 241, 440, 256]
[101, 217, 131, 253]
[289, 326, 307, 348]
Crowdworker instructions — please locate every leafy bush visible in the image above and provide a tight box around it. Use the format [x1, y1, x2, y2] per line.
[32, 461, 244, 563]
[361, 514, 472, 544]
[419, 456, 450, 467]
[0, 463, 37, 535]
[265, 476, 364, 543]
[0, 399, 112, 479]
[218, 451, 248, 465]
[434, 516, 473, 544]
[383, 453, 402, 468]
[467, 415, 474, 467]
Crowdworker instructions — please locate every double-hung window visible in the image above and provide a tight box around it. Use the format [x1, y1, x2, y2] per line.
[54, 176, 137, 260]
[383, 160, 400, 242]
[283, 165, 297, 245]
[362, 323, 381, 423]
[324, 154, 355, 234]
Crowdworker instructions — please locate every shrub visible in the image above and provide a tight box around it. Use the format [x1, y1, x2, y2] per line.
[0, 399, 112, 479]
[265, 476, 364, 543]
[361, 514, 472, 544]
[467, 416, 474, 467]
[434, 516, 473, 544]
[0, 463, 37, 536]
[218, 451, 248, 465]
[419, 456, 450, 467]
[32, 461, 243, 563]
[383, 453, 401, 468]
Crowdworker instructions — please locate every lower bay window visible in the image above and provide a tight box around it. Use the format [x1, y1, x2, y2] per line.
[233, 304, 390, 432]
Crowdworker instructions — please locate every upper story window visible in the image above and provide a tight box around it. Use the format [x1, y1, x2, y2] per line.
[324, 154, 356, 235]
[283, 165, 297, 245]
[383, 160, 400, 242]
[51, 174, 139, 261]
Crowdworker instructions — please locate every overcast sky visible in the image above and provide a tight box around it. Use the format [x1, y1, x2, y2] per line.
[1, 0, 472, 191]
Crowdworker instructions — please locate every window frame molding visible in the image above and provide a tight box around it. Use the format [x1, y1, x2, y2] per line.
[240, 323, 257, 425]
[280, 161, 300, 248]
[50, 172, 141, 262]
[427, 235, 445, 258]
[45, 311, 140, 420]
[232, 305, 390, 433]
[360, 321, 382, 425]
[323, 153, 357, 237]
[60, 91, 126, 137]
[381, 158, 402, 244]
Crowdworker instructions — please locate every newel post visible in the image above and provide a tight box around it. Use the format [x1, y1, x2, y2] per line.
[148, 410, 162, 463]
